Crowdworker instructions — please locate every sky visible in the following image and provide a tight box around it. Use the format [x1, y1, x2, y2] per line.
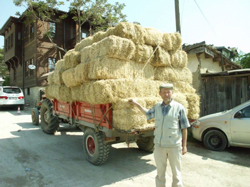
[0, 0, 250, 53]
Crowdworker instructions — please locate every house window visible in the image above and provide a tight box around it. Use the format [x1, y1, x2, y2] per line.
[24, 25, 29, 43]
[29, 58, 34, 76]
[11, 33, 13, 48]
[48, 58, 56, 72]
[18, 32, 21, 40]
[49, 22, 56, 38]
[13, 68, 16, 81]
[27, 88, 30, 95]
[82, 32, 87, 39]
[25, 60, 29, 77]
[30, 23, 34, 40]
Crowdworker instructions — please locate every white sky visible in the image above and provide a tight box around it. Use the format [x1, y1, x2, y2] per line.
[0, 0, 250, 53]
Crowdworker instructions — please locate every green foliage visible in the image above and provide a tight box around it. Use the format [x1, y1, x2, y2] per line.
[238, 53, 250, 68]
[3, 76, 9, 86]
[0, 48, 8, 78]
[67, 0, 127, 42]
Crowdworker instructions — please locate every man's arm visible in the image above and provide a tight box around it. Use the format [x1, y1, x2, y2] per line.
[181, 128, 188, 155]
[128, 99, 148, 115]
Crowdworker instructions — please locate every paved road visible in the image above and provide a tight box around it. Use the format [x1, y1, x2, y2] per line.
[0, 107, 250, 187]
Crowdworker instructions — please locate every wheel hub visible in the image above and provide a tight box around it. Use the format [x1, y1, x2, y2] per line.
[210, 135, 221, 146]
[44, 110, 49, 123]
[86, 135, 95, 156]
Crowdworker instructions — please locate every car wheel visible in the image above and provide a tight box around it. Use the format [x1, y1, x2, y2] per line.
[136, 136, 154, 152]
[203, 130, 227, 151]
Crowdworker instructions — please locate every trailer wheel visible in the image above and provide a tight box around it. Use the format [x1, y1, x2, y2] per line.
[136, 136, 154, 152]
[31, 108, 39, 126]
[40, 99, 59, 134]
[83, 128, 110, 165]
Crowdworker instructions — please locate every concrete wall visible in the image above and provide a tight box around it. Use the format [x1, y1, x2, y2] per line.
[24, 86, 45, 107]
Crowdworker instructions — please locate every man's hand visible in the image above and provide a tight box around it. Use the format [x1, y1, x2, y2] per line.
[182, 146, 187, 155]
[128, 99, 137, 105]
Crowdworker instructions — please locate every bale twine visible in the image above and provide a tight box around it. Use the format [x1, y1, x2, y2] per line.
[132, 44, 154, 64]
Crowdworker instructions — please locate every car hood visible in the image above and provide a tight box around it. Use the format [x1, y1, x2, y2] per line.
[199, 110, 231, 121]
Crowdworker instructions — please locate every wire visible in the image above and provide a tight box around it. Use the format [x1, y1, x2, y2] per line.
[194, 0, 217, 36]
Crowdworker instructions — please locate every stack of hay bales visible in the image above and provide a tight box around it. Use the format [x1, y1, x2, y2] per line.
[46, 22, 200, 131]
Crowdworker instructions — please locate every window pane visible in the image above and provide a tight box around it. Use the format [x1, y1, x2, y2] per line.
[48, 58, 56, 72]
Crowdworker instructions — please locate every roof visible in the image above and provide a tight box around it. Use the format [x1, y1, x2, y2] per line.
[201, 68, 250, 77]
[182, 41, 242, 69]
[0, 16, 19, 36]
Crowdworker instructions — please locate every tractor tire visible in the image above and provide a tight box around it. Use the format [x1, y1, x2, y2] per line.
[40, 99, 59, 134]
[136, 136, 154, 152]
[83, 128, 110, 165]
[203, 130, 227, 151]
[31, 108, 39, 126]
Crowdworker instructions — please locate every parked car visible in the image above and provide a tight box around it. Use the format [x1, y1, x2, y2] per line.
[0, 86, 25, 110]
[191, 100, 250, 151]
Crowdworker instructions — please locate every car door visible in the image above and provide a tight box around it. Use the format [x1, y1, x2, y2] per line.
[230, 105, 250, 145]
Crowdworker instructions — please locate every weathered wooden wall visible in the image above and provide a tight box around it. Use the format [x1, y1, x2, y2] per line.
[200, 74, 250, 116]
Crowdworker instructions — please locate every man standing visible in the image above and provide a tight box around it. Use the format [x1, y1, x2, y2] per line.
[129, 83, 190, 187]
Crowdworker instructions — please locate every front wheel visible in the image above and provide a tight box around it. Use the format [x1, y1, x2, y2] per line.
[136, 136, 154, 152]
[203, 130, 227, 151]
[83, 128, 110, 165]
[31, 108, 39, 126]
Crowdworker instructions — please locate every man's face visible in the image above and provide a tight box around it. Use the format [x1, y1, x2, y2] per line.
[159, 88, 173, 102]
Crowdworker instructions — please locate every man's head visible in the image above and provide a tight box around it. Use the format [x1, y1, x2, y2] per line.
[159, 83, 173, 103]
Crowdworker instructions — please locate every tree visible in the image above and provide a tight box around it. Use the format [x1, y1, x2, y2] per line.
[68, 0, 127, 43]
[238, 53, 250, 68]
[14, 0, 68, 52]
[0, 48, 9, 85]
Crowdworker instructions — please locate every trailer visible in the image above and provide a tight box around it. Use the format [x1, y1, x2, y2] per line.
[38, 99, 154, 165]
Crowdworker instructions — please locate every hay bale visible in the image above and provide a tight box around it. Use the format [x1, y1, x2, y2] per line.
[92, 31, 108, 43]
[55, 59, 65, 72]
[58, 85, 71, 102]
[80, 45, 95, 63]
[75, 63, 89, 83]
[170, 32, 182, 52]
[47, 72, 54, 85]
[151, 47, 171, 67]
[75, 36, 94, 51]
[172, 92, 188, 113]
[144, 97, 162, 109]
[161, 33, 172, 51]
[62, 68, 81, 88]
[53, 70, 64, 85]
[93, 35, 136, 60]
[131, 62, 154, 80]
[45, 85, 55, 99]
[63, 50, 81, 70]
[171, 50, 188, 68]
[173, 81, 196, 94]
[71, 86, 81, 102]
[132, 44, 154, 64]
[106, 22, 146, 44]
[186, 93, 200, 119]
[154, 67, 193, 84]
[112, 97, 146, 110]
[144, 28, 163, 46]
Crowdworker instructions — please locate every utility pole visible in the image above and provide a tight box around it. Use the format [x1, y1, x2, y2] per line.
[175, 0, 181, 34]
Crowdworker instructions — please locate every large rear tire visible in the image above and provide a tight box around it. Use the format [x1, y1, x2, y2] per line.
[40, 99, 59, 134]
[83, 128, 110, 165]
[31, 108, 39, 126]
[203, 130, 227, 151]
[136, 136, 154, 152]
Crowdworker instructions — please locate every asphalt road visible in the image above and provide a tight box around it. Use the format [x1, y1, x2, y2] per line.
[0, 107, 250, 187]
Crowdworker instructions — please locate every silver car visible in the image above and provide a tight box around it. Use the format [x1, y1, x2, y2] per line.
[192, 100, 250, 151]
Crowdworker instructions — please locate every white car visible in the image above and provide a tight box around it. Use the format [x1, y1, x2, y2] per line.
[192, 100, 250, 151]
[0, 86, 25, 110]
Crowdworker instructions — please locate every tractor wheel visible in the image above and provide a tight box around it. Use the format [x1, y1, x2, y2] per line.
[83, 128, 110, 165]
[136, 136, 154, 152]
[203, 130, 227, 151]
[40, 99, 59, 134]
[31, 108, 39, 126]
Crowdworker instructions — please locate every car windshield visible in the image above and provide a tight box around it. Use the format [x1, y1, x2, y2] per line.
[231, 100, 250, 110]
[3, 88, 21, 94]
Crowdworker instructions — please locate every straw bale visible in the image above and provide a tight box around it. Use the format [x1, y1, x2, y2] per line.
[112, 98, 146, 110]
[170, 32, 182, 52]
[131, 61, 154, 80]
[144, 97, 162, 109]
[173, 81, 195, 94]
[185, 93, 200, 119]
[154, 67, 192, 84]
[71, 86, 81, 102]
[171, 50, 188, 68]
[57, 85, 71, 102]
[106, 22, 146, 44]
[75, 36, 94, 51]
[132, 44, 154, 64]
[92, 31, 108, 43]
[93, 35, 136, 60]
[144, 28, 163, 46]
[172, 92, 188, 113]
[161, 33, 172, 51]
[62, 68, 81, 87]
[55, 59, 65, 72]
[80, 45, 95, 63]
[47, 72, 54, 85]
[63, 50, 81, 70]
[152, 47, 171, 67]
[75, 63, 89, 83]
[53, 71, 64, 85]
[113, 108, 154, 131]
[45, 85, 55, 99]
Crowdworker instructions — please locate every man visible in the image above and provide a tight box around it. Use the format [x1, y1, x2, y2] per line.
[129, 83, 190, 187]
